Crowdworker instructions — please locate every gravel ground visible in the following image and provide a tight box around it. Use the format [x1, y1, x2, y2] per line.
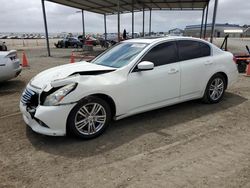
[0, 46, 250, 188]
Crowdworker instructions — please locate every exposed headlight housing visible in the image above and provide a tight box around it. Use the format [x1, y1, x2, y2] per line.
[43, 83, 77, 106]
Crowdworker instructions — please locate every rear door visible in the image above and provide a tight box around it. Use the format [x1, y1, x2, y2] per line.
[177, 40, 212, 98]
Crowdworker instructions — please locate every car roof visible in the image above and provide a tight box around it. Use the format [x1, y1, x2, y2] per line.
[123, 36, 207, 44]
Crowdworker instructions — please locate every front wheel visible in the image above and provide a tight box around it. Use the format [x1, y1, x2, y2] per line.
[67, 96, 111, 139]
[202, 74, 226, 104]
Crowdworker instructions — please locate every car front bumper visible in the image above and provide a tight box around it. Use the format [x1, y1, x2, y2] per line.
[20, 102, 75, 136]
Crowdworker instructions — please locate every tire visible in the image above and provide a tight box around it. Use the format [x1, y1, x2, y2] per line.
[237, 61, 247, 73]
[73, 44, 78, 48]
[67, 96, 111, 139]
[202, 73, 226, 104]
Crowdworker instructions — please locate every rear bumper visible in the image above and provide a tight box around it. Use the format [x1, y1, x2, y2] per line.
[228, 70, 239, 87]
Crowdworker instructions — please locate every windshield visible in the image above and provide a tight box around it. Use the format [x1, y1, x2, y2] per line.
[92, 42, 148, 68]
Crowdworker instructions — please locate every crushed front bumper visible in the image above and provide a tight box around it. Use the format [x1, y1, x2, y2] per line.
[20, 102, 75, 136]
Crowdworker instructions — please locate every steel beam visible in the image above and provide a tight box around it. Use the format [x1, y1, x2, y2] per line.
[149, 9, 152, 36]
[41, 0, 51, 56]
[210, 0, 219, 43]
[200, 8, 205, 38]
[132, 0, 134, 38]
[117, 0, 120, 42]
[82, 10, 85, 38]
[104, 14, 107, 41]
[142, 6, 145, 37]
[203, 2, 209, 39]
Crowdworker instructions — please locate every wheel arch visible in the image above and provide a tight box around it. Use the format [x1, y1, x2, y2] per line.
[66, 93, 116, 136]
[89, 93, 116, 119]
[202, 71, 228, 97]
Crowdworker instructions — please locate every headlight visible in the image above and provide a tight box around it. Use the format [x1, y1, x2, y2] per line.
[43, 83, 77, 106]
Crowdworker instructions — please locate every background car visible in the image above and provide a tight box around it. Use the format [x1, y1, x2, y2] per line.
[78, 35, 100, 46]
[55, 37, 83, 48]
[20, 37, 238, 139]
[0, 50, 21, 82]
[0, 41, 7, 51]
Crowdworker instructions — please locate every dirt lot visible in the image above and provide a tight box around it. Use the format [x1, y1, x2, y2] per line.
[0, 46, 250, 188]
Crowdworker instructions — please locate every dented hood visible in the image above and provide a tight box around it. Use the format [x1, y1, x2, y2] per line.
[30, 61, 115, 89]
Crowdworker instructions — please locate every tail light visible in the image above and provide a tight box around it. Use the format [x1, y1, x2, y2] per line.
[8, 52, 17, 61]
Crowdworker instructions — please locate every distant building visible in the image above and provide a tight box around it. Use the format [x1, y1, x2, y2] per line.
[168, 28, 184, 36]
[184, 23, 245, 38]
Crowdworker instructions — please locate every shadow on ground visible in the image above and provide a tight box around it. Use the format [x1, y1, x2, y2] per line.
[0, 80, 26, 96]
[26, 92, 247, 158]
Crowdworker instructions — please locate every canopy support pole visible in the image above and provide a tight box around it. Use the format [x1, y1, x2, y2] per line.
[200, 8, 205, 38]
[41, 0, 50, 56]
[132, 0, 134, 38]
[117, 0, 120, 42]
[210, 0, 219, 43]
[203, 2, 209, 39]
[142, 6, 145, 37]
[81, 10, 85, 39]
[104, 14, 107, 41]
[149, 9, 152, 36]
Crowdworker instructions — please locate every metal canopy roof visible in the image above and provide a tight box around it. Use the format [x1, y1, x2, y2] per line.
[46, 0, 210, 15]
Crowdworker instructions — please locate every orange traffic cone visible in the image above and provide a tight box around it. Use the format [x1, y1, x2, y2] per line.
[22, 51, 29, 67]
[245, 63, 250, 77]
[70, 52, 75, 63]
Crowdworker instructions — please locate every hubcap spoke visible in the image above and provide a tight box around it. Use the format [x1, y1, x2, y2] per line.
[209, 78, 224, 101]
[79, 106, 90, 116]
[94, 115, 106, 123]
[76, 120, 88, 129]
[90, 104, 102, 115]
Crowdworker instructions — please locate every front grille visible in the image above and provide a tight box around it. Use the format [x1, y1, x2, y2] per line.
[21, 88, 39, 107]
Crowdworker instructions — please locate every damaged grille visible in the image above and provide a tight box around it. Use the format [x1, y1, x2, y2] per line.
[21, 88, 39, 107]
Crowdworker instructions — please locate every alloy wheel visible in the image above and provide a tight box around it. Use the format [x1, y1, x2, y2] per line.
[74, 103, 106, 135]
[209, 78, 224, 101]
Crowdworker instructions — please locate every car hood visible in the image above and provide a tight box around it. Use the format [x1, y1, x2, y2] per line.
[30, 61, 116, 89]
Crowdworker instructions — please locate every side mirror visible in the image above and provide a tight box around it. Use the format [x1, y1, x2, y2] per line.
[137, 61, 154, 71]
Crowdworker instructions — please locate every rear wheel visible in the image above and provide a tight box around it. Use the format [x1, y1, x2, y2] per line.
[237, 61, 247, 73]
[202, 73, 226, 104]
[67, 96, 111, 139]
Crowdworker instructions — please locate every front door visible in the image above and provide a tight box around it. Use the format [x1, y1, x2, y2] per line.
[126, 41, 181, 113]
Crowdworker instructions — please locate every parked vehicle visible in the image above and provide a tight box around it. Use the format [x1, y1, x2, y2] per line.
[0, 41, 7, 51]
[78, 35, 99, 46]
[0, 35, 8, 39]
[220, 35, 250, 73]
[0, 50, 21, 82]
[55, 37, 83, 48]
[20, 37, 238, 139]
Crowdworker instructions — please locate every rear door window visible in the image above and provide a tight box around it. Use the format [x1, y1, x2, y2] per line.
[177, 40, 211, 61]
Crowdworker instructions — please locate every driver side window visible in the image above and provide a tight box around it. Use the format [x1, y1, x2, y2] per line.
[141, 41, 178, 67]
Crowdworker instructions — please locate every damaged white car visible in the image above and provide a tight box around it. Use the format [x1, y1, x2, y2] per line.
[20, 37, 238, 139]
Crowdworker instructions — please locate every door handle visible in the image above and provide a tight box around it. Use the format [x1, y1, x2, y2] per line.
[168, 68, 179, 74]
[204, 61, 213, 65]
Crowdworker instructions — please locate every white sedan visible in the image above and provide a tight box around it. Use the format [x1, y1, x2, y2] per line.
[20, 37, 238, 139]
[0, 50, 21, 82]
